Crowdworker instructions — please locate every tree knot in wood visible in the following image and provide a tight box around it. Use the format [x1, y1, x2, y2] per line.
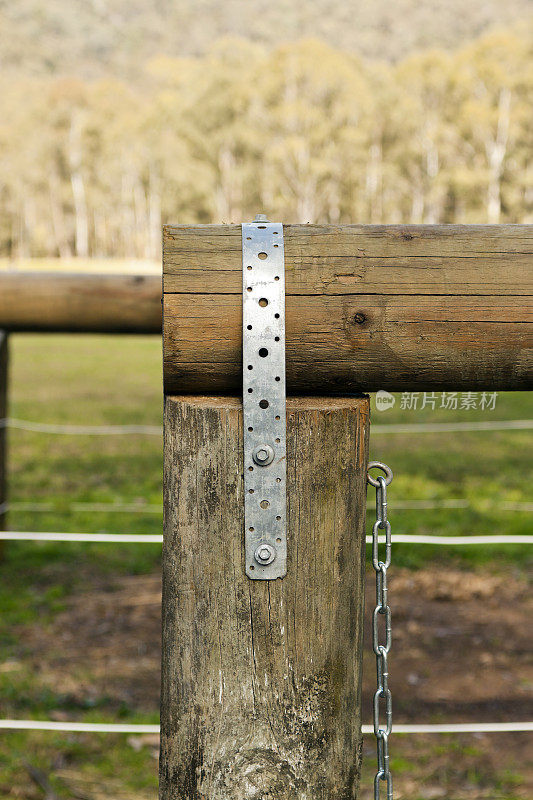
[206, 748, 306, 799]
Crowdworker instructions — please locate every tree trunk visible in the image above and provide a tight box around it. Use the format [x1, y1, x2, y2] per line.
[68, 113, 89, 258]
[148, 165, 161, 260]
[160, 394, 370, 800]
[366, 138, 383, 223]
[49, 170, 72, 259]
[486, 88, 511, 225]
[133, 173, 148, 259]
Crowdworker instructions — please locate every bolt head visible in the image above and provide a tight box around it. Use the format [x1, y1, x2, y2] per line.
[252, 444, 275, 466]
[254, 543, 276, 565]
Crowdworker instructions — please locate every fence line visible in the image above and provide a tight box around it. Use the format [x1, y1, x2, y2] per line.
[372, 534, 533, 545]
[0, 531, 163, 542]
[0, 418, 161, 435]
[4, 499, 532, 514]
[1, 531, 532, 545]
[391, 499, 533, 512]
[0, 719, 530, 734]
[6, 501, 163, 514]
[2, 417, 532, 436]
[386, 722, 533, 734]
[371, 419, 533, 434]
[0, 720, 160, 733]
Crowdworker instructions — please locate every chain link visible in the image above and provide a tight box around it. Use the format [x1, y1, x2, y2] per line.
[367, 461, 394, 800]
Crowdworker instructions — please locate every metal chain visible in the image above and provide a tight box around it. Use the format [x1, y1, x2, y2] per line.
[367, 461, 394, 800]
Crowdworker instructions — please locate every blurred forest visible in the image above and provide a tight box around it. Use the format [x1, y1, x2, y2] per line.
[0, 8, 531, 258]
[1, 0, 532, 73]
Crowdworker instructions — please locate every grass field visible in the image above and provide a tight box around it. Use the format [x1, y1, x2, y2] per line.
[0, 333, 531, 799]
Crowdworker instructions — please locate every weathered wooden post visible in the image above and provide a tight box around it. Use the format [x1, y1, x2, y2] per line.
[161, 223, 532, 799]
[161, 395, 369, 798]
[0, 331, 8, 552]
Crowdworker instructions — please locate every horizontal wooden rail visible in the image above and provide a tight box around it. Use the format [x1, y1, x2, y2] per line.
[0, 272, 161, 333]
[163, 224, 533, 392]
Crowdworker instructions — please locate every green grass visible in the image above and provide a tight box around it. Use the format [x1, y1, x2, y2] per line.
[1, 335, 166, 795]
[0, 335, 164, 655]
[367, 390, 532, 571]
[7, 334, 162, 550]
[0, 726, 159, 798]
[0, 333, 530, 797]
[2, 333, 531, 597]
[360, 735, 527, 800]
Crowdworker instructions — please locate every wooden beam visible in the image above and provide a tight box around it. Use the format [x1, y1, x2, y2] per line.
[0, 272, 161, 333]
[0, 332, 7, 553]
[161, 395, 369, 799]
[163, 224, 533, 392]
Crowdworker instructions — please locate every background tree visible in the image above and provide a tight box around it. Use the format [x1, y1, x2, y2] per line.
[0, 23, 531, 258]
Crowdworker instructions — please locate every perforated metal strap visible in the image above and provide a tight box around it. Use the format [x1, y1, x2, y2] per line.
[242, 219, 287, 580]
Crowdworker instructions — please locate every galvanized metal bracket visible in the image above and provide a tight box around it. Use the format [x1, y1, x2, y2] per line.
[242, 215, 287, 580]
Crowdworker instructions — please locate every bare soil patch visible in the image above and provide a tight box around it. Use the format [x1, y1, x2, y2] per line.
[21, 567, 532, 798]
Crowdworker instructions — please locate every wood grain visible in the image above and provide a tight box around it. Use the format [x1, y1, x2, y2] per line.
[0, 272, 161, 333]
[161, 395, 370, 800]
[163, 224, 533, 392]
[0, 332, 7, 552]
[164, 293, 532, 393]
[164, 223, 533, 295]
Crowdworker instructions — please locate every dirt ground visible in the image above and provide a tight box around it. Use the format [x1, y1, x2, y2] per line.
[21, 566, 533, 799]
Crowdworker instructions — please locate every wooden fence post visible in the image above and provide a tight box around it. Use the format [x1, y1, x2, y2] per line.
[161, 220, 532, 798]
[0, 331, 8, 553]
[161, 395, 370, 799]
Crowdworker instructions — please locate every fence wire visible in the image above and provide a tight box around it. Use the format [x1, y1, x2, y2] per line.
[0, 720, 530, 734]
[3, 499, 532, 513]
[2, 417, 532, 436]
[2, 531, 531, 545]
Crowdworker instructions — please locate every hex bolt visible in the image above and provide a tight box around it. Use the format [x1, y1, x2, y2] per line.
[254, 543, 276, 565]
[252, 444, 275, 466]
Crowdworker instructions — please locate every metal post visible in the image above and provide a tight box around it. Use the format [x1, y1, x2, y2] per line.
[0, 331, 8, 554]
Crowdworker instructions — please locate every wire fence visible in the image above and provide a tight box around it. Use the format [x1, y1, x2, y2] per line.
[1, 417, 161, 435]
[1, 531, 532, 545]
[2, 417, 532, 436]
[0, 720, 531, 734]
[1, 412, 531, 743]
[4, 499, 533, 513]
